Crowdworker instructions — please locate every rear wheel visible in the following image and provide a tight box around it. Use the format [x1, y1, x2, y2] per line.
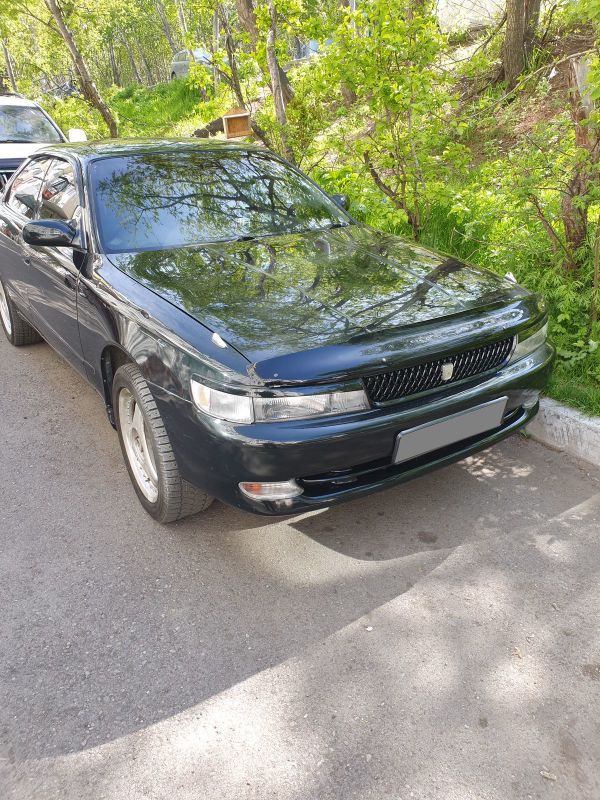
[171, 72, 177, 81]
[113, 363, 213, 523]
[0, 280, 43, 347]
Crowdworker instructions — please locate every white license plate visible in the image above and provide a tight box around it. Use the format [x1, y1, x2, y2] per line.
[393, 397, 508, 464]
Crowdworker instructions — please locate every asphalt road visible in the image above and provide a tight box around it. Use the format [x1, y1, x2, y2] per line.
[1, 334, 600, 800]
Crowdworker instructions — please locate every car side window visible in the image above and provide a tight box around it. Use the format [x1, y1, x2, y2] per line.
[6, 159, 51, 219]
[38, 159, 81, 224]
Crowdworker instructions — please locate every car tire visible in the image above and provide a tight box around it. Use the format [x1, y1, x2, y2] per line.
[113, 363, 214, 523]
[171, 72, 177, 81]
[0, 279, 43, 346]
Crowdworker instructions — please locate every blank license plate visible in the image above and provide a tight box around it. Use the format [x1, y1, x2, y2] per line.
[393, 397, 508, 464]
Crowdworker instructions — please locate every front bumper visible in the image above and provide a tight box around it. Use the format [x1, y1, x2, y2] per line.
[152, 343, 554, 515]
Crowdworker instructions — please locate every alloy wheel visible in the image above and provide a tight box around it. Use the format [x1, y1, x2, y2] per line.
[118, 386, 159, 503]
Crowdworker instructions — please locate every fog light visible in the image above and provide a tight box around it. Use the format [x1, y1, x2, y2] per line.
[239, 480, 303, 501]
[521, 390, 540, 409]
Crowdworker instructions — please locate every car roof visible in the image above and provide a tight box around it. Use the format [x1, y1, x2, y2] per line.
[0, 94, 39, 108]
[33, 137, 267, 164]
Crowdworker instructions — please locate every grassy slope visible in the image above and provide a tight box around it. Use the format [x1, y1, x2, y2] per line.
[44, 80, 229, 140]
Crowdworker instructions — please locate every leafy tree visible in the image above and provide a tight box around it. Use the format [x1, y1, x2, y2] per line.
[43, 0, 118, 135]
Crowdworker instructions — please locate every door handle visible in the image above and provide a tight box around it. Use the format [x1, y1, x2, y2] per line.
[57, 268, 77, 289]
[23, 256, 31, 265]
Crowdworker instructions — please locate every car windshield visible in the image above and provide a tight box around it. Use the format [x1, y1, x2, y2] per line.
[0, 105, 62, 143]
[89, 150, 349, 253]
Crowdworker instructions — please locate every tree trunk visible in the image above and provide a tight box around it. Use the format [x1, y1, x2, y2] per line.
[176, 0, 188, 37]
[235, 0, 293, 105]
[138, 48, 155, 85]
[154, 0, 179, 53]
[122, 35, 142, 84]
[2, 41, 18, 92]
[266, 5, 294, 163]
[213, 9, 220, 89]
[219, 8, 245, 107]
[235, 0, 259, 47]
[524, 0, 541, 55]
[561, 173, 589, 266]
[341, 82, 357, 106]
[43, 0, 118, 137]
[108, 38, 121, 86]
[561, 59, 600, 268]
[503, 0, 526, 90]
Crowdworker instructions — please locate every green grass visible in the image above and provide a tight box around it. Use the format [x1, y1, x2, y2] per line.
[549, 363, 600, 417]
[43, 79, 231, 141]
[110, 80, 228, 138]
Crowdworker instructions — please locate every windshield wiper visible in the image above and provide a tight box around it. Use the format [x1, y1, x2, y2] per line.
[328, 222, 350, 229]
[0, 138, 38, 143]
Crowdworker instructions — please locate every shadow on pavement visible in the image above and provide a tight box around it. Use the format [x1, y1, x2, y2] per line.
[1, 339, 598, 771]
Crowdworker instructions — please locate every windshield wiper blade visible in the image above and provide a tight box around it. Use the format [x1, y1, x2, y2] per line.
[0, 139, 37, 143]
[328, 222, 350, 230]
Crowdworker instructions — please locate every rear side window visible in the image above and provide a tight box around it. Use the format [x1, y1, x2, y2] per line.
[38, 159, 81, 223]
[6, 159, 51, 219]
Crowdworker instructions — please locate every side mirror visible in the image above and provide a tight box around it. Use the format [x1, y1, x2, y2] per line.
[23, 219, 76, 247]
[331, 193, 348, 210]
[67, 128, 87, 143]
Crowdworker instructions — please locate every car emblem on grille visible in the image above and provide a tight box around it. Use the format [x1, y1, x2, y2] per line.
[441, 362, 454, 381]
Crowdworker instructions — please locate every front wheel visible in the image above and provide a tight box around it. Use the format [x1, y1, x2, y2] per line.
[0, 279, 43, 346]
[113, 363, 213, 523]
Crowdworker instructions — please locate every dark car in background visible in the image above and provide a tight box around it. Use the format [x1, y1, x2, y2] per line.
[0, 140, 553, 523]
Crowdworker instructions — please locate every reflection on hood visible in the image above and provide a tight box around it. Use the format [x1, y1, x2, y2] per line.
[109, 226, 526, 362]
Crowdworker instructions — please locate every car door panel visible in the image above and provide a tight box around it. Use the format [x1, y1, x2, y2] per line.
[0, 208, 31, 314]
[0, 157, 52, 314]
[23, 243, 86, 372]
[20, 158, 87, 374]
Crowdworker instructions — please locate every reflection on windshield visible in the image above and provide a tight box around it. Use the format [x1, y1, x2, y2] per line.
[0, 105, 62, 143]
[90, 150, 349, 253]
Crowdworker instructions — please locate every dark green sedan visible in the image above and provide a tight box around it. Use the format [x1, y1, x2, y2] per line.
[0, 139, 553, 522]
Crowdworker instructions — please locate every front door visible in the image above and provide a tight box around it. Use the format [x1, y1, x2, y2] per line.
[21, 157, 86, 374]
[0, 156, 52, 315]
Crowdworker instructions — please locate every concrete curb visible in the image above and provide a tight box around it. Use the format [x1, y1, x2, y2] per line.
[526, 398, 600, 469]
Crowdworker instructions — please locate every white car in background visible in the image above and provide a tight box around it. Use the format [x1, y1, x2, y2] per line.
[0, 93, 86, 188]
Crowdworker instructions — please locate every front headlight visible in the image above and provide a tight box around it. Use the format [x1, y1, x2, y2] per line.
[253, 389, 370, 421]
[190, 380, 370, 423]
[509, 321, 548, 363]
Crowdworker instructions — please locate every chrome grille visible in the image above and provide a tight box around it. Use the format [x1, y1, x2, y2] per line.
[364, 336, 515, 404]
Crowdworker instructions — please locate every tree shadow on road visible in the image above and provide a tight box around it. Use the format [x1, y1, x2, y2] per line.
[1, 339, 599, 787]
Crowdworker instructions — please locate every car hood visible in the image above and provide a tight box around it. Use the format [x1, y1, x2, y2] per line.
[108, 225, 530, 377]
[0, 142, 48, 161]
